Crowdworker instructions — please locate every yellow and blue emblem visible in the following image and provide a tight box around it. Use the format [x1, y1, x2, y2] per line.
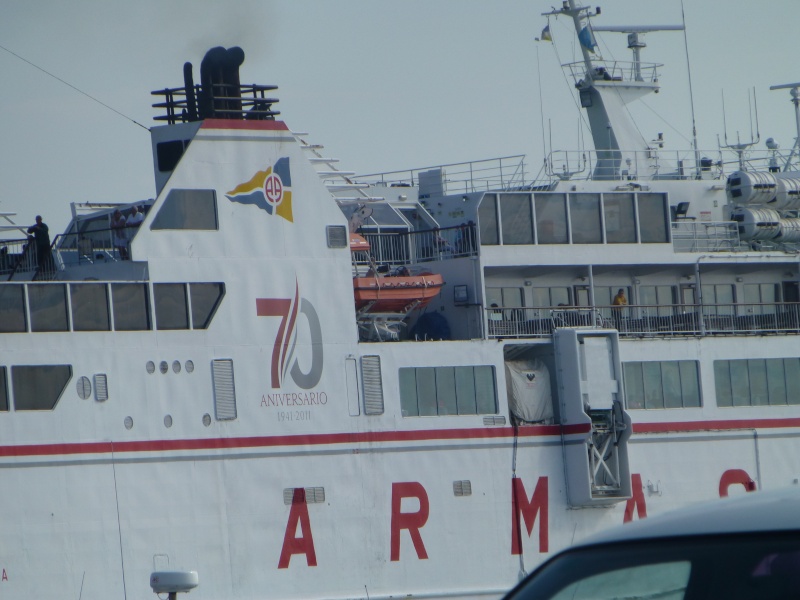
[225, 157, 293, 222]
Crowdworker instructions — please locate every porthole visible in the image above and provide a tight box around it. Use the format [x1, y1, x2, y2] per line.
[159, 361, 168, 374]
[172, 360, 181, 374]
[185, 360, 194, 373]
[202, 413, 211, 427]
[146, 361, 156, 374]
[164, 414, 173, 428]
[124, 416, 134, 430]
[76, 376, 92, 400]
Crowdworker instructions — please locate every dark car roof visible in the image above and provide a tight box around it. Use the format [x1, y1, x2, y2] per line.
[577, 488, 800, 547]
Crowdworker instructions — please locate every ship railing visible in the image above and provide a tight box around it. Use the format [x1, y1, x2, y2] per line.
[53, 225, 144, 266]
[486, 302, 800, 339]
[354, 156, 528, 197]
[0, 237, 38, 280]
[538, 148, 798, 184]
[353, 224, 478, 272]
[671, 221, 742, 253]
[152, 83, 280, 124]
[563, 60, 661, 85]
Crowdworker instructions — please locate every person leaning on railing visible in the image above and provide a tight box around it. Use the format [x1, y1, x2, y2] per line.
[612, 288, 628, 329]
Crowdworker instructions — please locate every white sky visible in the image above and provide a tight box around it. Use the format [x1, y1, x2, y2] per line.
[1, 0, 799, 234]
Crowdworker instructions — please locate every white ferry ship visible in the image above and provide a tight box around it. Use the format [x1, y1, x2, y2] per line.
[2, 2, 800, 599]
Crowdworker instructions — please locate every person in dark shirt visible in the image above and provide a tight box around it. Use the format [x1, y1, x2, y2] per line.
[27, 215, 52, 273]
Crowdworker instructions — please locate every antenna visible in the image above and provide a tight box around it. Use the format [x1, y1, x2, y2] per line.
[591, 25, 684, 82]
[720, 88, 761, 171]
[770, 82, 800, 170]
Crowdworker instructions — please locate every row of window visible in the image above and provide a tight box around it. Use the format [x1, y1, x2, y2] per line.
[488, 283, 787, 312]
[1, 357, 795, 415]
[399, 366, 498, 417]
[624, 357, 800, 409]
[0, 282, 224, 333]
[478, 192, 670, 246]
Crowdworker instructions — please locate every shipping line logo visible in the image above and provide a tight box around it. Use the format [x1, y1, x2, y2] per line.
[226, 157, 293, 222]
[256, 282, 322, 390]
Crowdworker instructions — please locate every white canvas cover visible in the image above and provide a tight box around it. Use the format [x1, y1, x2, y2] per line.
[505, 359, 553, 423]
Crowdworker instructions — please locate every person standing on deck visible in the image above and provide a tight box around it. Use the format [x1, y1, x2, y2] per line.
[612, 288, 628, 329]
[111, 209, 128, 260]
[27, 215, 53, 275]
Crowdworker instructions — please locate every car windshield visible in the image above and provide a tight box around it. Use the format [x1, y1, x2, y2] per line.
[506, 533, 800, 600]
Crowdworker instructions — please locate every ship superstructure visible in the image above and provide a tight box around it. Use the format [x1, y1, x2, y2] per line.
[1, 4, 800, 599]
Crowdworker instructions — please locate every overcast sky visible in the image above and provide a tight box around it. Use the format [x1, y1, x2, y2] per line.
[1, 0, 798, 233]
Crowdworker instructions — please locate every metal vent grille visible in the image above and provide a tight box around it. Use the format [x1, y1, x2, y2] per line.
[482, 415, 506, 426]
[326, 225, 348, 248]
[283, 487, 326, 505]
[76, 376, 91, 400]
[212, 359, 237, 420]
[453, 480, 472, 496]
[361, 355, 384, 415]
[94, 374, 108, 402]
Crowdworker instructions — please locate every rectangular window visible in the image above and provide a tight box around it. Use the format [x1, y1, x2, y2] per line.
[28, 284, 68, 332]
[189, 283, 225, 329]
[637, 193, 669, 243]
[715, 357, 800, 407]
[624, 360, 701, 409]
[150, 189, 218, 231]
[603, 193, 636, 243]
[70, 283, 110, 331]
[399, 366, 497, 417]
[639, 285, 676, 317]
[531, 287, 571, 308]
[744, 283, 780, 315]
[569, 193, 602, 243]
[499, 193, 534, 245]
[535, 194, 568, 244]
[11, 365, 71, 411]
[0, 285, 26, 333]
[0, 367, 7, 411]
[112, 283, 151, 331]
[154, 283, 189, 330]
[478, 195, 499, 246]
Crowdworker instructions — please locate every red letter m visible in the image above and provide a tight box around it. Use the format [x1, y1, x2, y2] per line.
[511, 476, 548, 554]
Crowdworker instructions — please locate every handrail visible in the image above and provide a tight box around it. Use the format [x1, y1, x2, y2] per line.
[486, 302, 800, 339]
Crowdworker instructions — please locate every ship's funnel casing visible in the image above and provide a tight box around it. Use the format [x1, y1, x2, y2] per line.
[580, 78, 664, 179]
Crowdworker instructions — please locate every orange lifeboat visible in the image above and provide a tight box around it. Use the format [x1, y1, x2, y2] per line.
[350, 232, 444, 313]
[353, 272, 444, 313]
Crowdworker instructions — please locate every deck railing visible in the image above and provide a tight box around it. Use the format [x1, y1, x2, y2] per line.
[486, 302, 800, 339]
[355, 156, 528, 196]
[353, 224, 478, 271]
[671, 221, 742, 252]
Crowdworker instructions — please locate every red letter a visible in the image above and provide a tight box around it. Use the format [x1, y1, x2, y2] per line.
[511, 476, 549, 555]
[278, 488, 317, 569]
[623, 473, 648, 523]
[390, 482, 430, 561]
[719, 468, 756, 497]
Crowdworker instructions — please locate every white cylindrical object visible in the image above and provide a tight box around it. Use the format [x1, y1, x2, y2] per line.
[778, 218, 800, 242]
[726, 170, 777, 205]
[731, 207, 781, 240]
[775, 176, 800, 210]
